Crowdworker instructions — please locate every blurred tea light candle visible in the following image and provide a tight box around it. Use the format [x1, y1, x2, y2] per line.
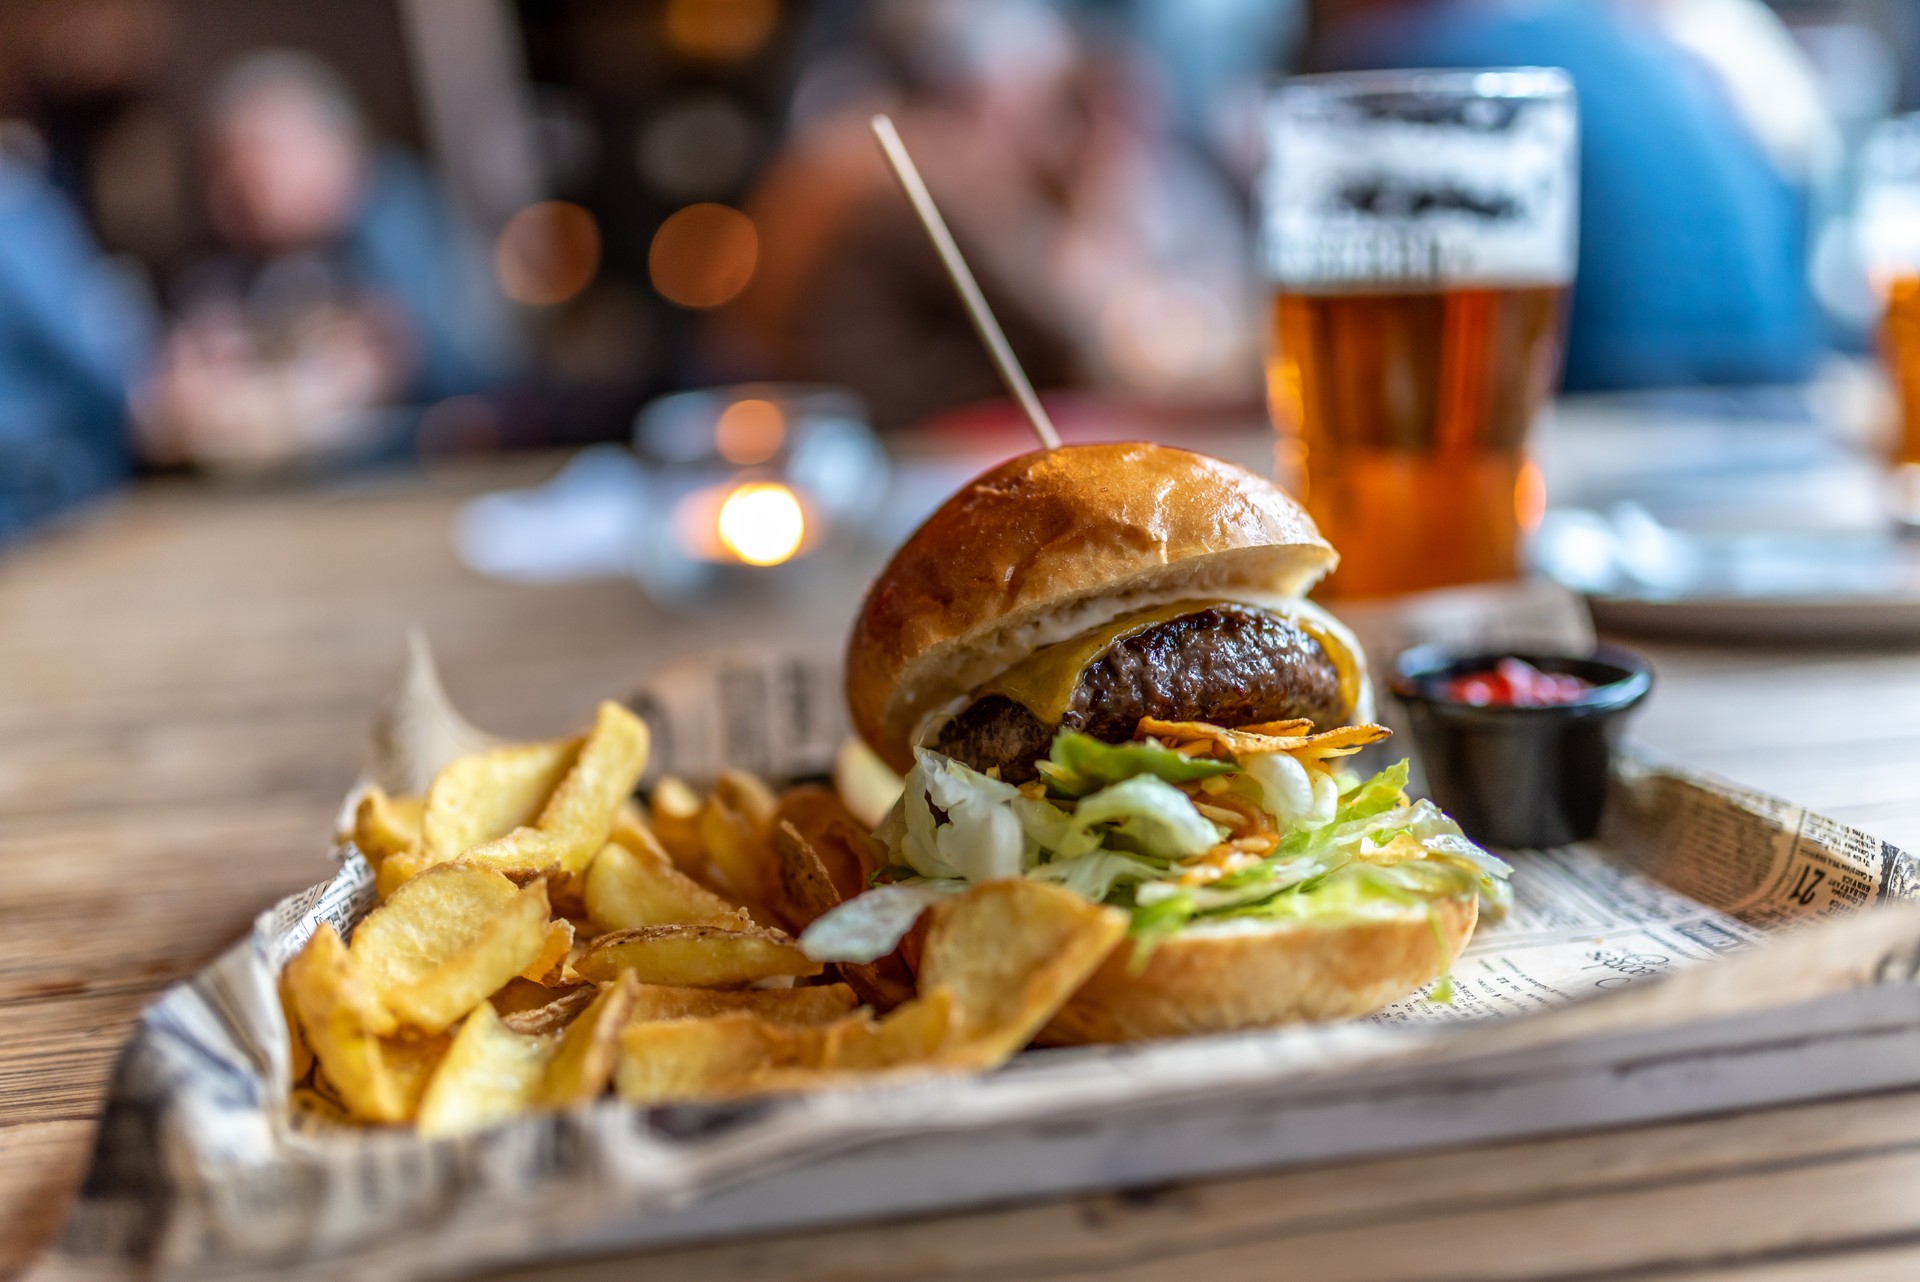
[669, 479, 808, 567]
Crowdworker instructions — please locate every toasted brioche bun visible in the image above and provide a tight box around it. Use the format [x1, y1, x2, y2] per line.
[1037, 896, 1477, 1045]
[846, 443, 1341, 772]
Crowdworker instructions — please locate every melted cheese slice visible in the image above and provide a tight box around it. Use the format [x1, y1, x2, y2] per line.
[974, 600, 1361, 727]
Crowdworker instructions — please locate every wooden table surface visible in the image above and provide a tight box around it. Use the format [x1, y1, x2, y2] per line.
[8, 457, 1920, 1281]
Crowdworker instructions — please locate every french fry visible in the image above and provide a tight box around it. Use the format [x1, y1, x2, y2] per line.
[416, 1002, 559, 1138]
[772, 820, 843, 931]
[278, 970, 315, 1086]
[627, 982, 860, 1027]
[614, 989, 955, 1105]
[820, 986, 952, 1072]
[574, 921, 821, 988]
[284, 925, 409, 1122]
[772, 788, 876, 903]
[457, 703, 651, 879]
[647, 777, 708, 874]
[697, 769, 780, 907]
[535, 974, 640, 1107]
[584, 838, 743, 933]
[349, 862, 520, 995]
[499, 984, 598, 1035]
[352, 788, 425, 869]
[521, 918, 576, 985]
[615, 1012, 824, 1105]
[832, 737, 905, 832]
[383, 880, 554, 1033]
[421, 739, 580, 863]
[921, 880, 1127, 1068]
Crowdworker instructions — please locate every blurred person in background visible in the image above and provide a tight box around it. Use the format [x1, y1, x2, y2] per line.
[0, 134, 150, 544]
[707, 0, 1259, 431]
[1303, 0, 1825, 391]
[137, 51, 519, 472]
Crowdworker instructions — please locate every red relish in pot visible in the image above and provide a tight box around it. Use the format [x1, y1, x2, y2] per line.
[1441, 657, 1595, 708]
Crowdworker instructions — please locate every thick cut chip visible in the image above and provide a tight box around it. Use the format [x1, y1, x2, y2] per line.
[284, 925, 409, 1122]
[584, 838, 742, 933]
[381, 1030, 454, 1119]
[384, 880, 554, 1033]
[822, 986, 953, 1072]
[374, 848, 434, 902]
[773, 786, 879, 902]
[832, 737, 905, 832]
[492, 976, 577, 1018]
[648, 777, 708, 874]
[772, 820, 843, 932]
[615, 1013, 825, 1105]
[837, 952, 920, 1014]
[500, 984, 598, 1035]
[536, 974, 640, 1107]
[530, 702, 651, 873]
[627, 982, 860, 1027]
[353, 789, 425, 869]
[697, 770, 780, 907]
[574, 922, 821, 988]
[522, 918, 576, 984]
[350, 862, 520, 994]
[422, 738, 580, 863]
[458, 703, 651, 878]
[921, 880, 1127, 1069]
[419, 975, 640, 1137]
[416, 1002, 559, 1138]
[1136, 718, 1392, 761]
[279, 970, 315, 1085]
[614, 989, 954, 1106]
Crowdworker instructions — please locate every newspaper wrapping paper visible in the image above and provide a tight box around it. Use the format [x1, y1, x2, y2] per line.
[48, 585, 1920, 1281]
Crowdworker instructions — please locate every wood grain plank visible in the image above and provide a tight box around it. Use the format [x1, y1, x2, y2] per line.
[477, 1090, 1920, 1282]
[0, 1120, 93, 1279]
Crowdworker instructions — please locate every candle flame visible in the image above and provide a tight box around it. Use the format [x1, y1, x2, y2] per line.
[716, 482, 805, 566]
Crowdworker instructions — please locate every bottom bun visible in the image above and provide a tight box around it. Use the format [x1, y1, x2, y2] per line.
[1037, 896, 1477, 1045]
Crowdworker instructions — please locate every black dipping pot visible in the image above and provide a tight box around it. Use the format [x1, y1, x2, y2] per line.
[1389, 646, 1653, 849]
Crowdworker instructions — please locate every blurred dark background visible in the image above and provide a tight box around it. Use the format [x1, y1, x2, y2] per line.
[1, 0, 1917, 541]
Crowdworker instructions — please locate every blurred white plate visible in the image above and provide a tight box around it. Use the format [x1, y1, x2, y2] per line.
[1536, 506, 1920, 641]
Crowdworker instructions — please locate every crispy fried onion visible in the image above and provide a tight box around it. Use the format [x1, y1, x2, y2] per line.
[1137, 718, 1391, 761]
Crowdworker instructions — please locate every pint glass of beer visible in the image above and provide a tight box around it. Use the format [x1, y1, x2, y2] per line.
[1859, 115, 1920, 523]
[1261, 70, 1578, 598]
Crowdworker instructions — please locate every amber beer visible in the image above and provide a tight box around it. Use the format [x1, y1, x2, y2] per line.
[1881, 275, 1920, 470]
[1268, 284, 1568, 599]
[1262, 68, 1577, 598]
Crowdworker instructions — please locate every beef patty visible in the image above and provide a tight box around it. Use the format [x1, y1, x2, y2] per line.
[933, 606, 1345, 783]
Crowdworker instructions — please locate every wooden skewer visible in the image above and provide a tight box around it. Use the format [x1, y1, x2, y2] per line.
[869, 113, 1062, 451]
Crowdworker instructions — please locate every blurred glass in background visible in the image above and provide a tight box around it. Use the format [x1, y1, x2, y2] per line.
[1262, 68, 1577, 600]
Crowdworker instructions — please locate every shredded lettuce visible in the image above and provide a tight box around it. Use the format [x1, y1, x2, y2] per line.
[850, 735, 1508, 956]
[1038, 730, 1237, 798]
[899, 751, 1024, 881]
[1241, 751, 1338, 830]
[1069, 774, 1223, 860]
[1335, 759, 1410, 825]
[1029, 850, 1164, 901]
[799, 878, 964, 963]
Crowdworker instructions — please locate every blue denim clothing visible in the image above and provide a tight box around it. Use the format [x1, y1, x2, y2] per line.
[1311, 0, 1820, 390]
[0, 162, 150, 543]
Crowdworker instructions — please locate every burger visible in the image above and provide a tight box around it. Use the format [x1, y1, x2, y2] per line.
[810, 442, 1508, 1043]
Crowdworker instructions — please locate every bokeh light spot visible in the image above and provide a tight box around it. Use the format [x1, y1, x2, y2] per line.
[494, 201, 601, 306]
[664, 0, 777, 63]
[649, 203, 758, 309]
[716, 481, 804, 565]
[1515, 459, 1547, 532]
[714, 398, 784, 464]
